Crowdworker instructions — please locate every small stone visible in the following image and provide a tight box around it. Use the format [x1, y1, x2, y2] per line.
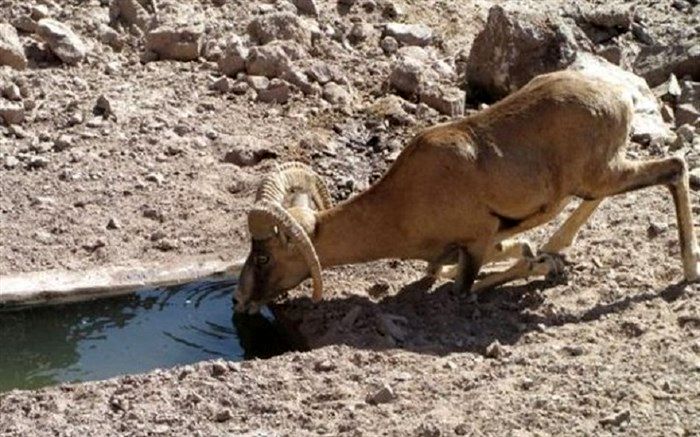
[36, 19, 86, 65]
[383, 2, 405, 19]
[8, 124, 29, 138]
[27, 156, 49, 169]
[348, 22, 377, 45]
[689, 168, 700, 190]
[366, 384, 396, 405]
[3, 155, 19, 169]
[143, 208, 164, 221]
[484, 340, 505, 359]
[599, 409, 631, 427]
[95, 94, 114, 117]
[99, 23, 122, 50]
[420, 85, 465, 116]
[106, 217, 121, 230]
[221, 136, 277, 167]
[154, 238, 178, 251]
[0, 101, 25, 125]
[314, 360, 336, 372]
[31, 5, 50, 20]
[109, 0, 154, 31]
[218, 37, 248, 77]
[257, 79, 291, 103]
[380, 36, 399, 54]
[231, 81, 249, 95]
[247, 12, 311, 47]
[2, 83, 22, 101]
[53, 134, 73, 151]
[676, 103, 700, 127]
[677, 124, 695, 143]
[291, 0, 319, 16]
[322, 82, 351, 105]
[246, 41, 302, 78]
[210, 76, 231, 93]
[145, 172, 164, 184]
[145, 25, 203, 62]
[246, 75, 270, 91]
[562, 344, 585, 356]
[384, 22, 433, 47]
[211, 361, 228, 376]
[214, 408, 233, 422]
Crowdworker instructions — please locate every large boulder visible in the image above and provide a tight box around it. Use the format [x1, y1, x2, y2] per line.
[0, 22, 27, 70]
[633, 44, 700, 88]
[145, 25, 203, 61]
[36, 19, 86, 65]
[466, 5, 590, 101]
[247, 12, 312, 48]
[569, 53, 672, 143]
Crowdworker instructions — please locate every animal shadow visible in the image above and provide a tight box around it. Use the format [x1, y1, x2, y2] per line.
[272, 275, 694, 356]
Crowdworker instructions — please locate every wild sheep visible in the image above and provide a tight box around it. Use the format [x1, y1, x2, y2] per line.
[233, 70, 699, 313]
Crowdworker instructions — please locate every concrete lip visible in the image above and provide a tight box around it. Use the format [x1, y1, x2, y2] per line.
[0, 257, 245, 308]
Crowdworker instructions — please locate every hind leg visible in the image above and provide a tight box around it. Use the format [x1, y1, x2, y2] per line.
[471, 199, 603, 292]
[581, 157, 698, 281]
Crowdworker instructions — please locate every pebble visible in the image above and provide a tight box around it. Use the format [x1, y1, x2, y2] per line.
[211, 361, 228, 377]
[380, 36, 399, 54]
[3, 155, 19, 169]
[646, 221, 668, 239]
[314, 360, 336, 372]
[484, 340, 505, 359]
[599, 409, 631, 427]
[366, 383, 396, 405]
[106, 217, 121, 230]
[2, 83, 22, 101]
[689, 168, 700, 190]
[214, 408, 233, 422]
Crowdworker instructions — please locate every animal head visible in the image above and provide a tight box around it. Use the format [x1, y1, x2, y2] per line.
[234, 163, 334, 314]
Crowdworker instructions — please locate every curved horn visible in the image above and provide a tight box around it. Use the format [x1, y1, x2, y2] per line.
[248, 201, 324, 301]
[256, 162, 334, 211]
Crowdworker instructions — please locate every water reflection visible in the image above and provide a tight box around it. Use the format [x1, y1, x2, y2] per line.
[0, 278, 290, 392]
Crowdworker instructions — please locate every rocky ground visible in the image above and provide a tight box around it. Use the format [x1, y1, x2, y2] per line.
[1, 0, 699, 435]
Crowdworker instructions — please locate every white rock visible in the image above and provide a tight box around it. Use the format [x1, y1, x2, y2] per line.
[0, 22, 28, 69]
[384, 22, 432, 47]
[36, 19, 86, 65]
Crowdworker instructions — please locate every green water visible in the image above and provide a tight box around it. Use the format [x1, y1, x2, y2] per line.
[0, 278, 290, 392]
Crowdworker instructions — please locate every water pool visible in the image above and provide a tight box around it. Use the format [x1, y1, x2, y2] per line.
[0, 278, 290, 392]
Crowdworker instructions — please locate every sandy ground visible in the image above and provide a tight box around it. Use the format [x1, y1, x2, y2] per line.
[1, 0, 700, 435]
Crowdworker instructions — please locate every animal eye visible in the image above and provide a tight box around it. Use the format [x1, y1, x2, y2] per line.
[255, 255, 269, 266]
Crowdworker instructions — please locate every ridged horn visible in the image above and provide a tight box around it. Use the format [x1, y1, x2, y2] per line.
[256, 162, 334, 211]
[248, 200, 324, 301]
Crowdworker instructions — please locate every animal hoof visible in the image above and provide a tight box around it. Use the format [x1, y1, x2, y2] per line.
[535, 253, 568, 282]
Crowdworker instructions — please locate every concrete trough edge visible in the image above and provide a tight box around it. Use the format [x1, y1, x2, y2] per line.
[0, 257, 246, 308]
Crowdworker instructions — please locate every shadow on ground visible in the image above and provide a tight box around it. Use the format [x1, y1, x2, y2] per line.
[272, 275, 692, 356]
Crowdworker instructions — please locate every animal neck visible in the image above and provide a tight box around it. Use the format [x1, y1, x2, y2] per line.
[312, 183, 399, 267]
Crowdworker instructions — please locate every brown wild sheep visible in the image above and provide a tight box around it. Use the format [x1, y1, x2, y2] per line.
[233, 70, 699, 313]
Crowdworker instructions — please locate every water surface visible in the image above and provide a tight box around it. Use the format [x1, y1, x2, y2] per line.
[0, 278, 289, 392]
